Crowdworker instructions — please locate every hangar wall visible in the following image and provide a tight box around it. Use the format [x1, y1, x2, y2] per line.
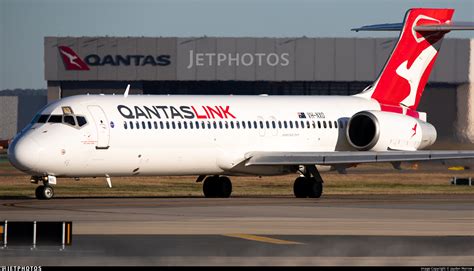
[40, 37, 474, 143]
[0, 95, 47, 139]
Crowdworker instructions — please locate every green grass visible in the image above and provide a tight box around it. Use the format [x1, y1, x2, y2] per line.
[0, 151, 472, 198]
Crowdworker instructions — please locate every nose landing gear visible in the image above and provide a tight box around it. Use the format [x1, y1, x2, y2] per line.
[31, 175, 56, 200]
[35, 185, 54, 200]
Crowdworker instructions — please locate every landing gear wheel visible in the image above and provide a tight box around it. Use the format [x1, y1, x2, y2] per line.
[35, 185, 54, 200]
[307, 178, 323, 198]
[203, 176, 218, 198]
[218, 176, 232, 198]
[203, 176, 233, 198]
[293, 177, 307, 198]
[43, 185, 54, 200]
[35, 185, 45, 199]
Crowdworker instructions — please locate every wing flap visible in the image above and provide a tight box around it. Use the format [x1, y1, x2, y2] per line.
[245, 151, 474, 166]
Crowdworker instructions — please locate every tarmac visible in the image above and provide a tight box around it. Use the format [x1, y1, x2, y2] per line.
[1, 195, 473, 266]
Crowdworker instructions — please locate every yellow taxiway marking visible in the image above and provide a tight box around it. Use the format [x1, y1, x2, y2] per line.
[448, 166, 467, 171]
[0, 225, 3, 234]
[224, 234, 303, 245]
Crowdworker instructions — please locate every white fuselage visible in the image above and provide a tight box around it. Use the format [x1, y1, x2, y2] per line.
[9, 95, 385, 177]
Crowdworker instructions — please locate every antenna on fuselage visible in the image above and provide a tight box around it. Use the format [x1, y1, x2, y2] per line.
[124, 84, 130, 98]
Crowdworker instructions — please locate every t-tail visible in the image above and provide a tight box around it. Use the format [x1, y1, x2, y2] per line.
[354, 8, 474, 111]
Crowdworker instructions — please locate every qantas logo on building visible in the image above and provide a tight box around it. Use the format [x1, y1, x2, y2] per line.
[58, 46, 90, 70]
[58, 46, 171, 71]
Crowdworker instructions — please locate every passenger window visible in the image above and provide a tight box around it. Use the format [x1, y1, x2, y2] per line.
[242, 121, 246, 129]
[154, 121, 158, 129]
[272, 121, 276, 129]
[172, 122, 176, 129]
[323, 121, 327, 129]
[278, 121, 282, 129]
[184, 122, 188, 129]
[166, 122, 170, 129]
[136, 121, 140, 129]
[284, 121, 288, 129]
[265, 121, 270, 129]
[129, 121, 134, 129]
[295, 121, 299, 129]
[142, 121, 146, 129]
[230, 121, 234, 129]
[317, 121, 321, 129]
[148, 121, 152, 129]
[124, 121, 128, 129]
[334, 121, 338, 129]
[289, 121, 293, 129]
[328, 121, 332, 129]
[306, 121, 310, 129]
[189, 121, 194, 129]
[213, 121, 217, 129]
[178, 122, 182, 129]
[236, 121, 240, 129]
[63, 115, 76, 126]
[207, 121, 211, 129]
[248, 121, 252, 129]
[201, 121, 205, 129]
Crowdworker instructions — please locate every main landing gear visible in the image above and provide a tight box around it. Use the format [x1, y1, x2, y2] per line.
[293, 165, 324, 198]
[202, 176, 232, 198]
[31, 175, 56, 200]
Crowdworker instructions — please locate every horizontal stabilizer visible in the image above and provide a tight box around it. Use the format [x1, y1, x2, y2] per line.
[352, 21, 474, 32]
[414, 21, 474, 31]
[351, 23, 403, 32]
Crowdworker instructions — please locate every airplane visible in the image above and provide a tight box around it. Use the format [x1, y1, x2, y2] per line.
[7, 8, 474, 199]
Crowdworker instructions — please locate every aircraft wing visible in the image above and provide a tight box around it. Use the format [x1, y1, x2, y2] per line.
[244, 150, 474, 166]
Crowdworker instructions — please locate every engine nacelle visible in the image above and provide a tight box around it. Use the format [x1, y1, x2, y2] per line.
[346, 111, 437, 151]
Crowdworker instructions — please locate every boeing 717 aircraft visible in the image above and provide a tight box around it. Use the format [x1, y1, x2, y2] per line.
[8, 8, 474, 199]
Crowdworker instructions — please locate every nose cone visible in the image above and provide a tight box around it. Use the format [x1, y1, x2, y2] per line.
[8, 136, 40, 172]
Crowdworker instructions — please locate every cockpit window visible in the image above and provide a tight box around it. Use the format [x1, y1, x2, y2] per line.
[77, 116, 87, 127]
[63, 115, 76, 126]
[48, 115, 62, 123]
[32, 107, 88, 129]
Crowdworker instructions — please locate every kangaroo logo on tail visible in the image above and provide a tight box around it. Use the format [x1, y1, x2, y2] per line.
[355, 9, 454, 111]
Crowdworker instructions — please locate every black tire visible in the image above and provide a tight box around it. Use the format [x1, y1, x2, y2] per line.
[293, 177, 307, 198]
[307, 178, 323, 198]
[218, 176, 232, 198]
[42, 185, 54, 200]
[203, 177, 218, 198]
[35, 185, 45, 200]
